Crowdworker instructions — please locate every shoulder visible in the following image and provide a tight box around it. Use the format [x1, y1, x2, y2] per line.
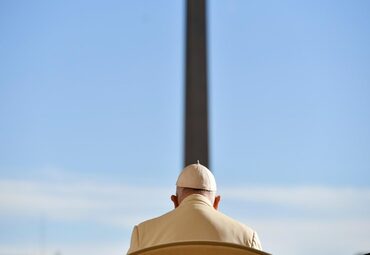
[214, 210, 261, 246]
[222, 211, 255, 231]
[137, 209, 175, 230]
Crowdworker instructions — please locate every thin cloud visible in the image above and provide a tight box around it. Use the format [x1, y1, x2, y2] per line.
[1, 179, 369, 223]
[0, 179, 172, 227]
[221, 186, 370, 219]
[253, 218, 370, 255]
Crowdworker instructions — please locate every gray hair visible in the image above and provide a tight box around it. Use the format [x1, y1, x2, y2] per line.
[176, 187, 216, 204]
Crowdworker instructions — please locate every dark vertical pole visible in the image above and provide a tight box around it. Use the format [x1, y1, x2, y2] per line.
[185, 0, 209, 168]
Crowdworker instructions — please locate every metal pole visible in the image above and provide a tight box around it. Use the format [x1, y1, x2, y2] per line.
[184, 0, 209, 168]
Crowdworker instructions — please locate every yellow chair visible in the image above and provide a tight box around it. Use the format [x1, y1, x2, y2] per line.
[128, 241, 271, 255]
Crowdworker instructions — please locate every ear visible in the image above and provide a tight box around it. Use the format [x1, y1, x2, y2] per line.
[213, 195, 221, 210]
[171, 195, 179, 208]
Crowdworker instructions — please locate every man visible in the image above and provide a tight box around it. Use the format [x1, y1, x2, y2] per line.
[127, 162, 262, 254]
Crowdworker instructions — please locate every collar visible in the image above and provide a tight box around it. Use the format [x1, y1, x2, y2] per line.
[179, 194, 213, 208]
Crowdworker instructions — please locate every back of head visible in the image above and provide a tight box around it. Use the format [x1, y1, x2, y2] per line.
[176, 162, 217, 192]
[175, 162, 217, 204]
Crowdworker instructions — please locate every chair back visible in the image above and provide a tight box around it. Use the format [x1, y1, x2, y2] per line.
[128, 241, 271, 255]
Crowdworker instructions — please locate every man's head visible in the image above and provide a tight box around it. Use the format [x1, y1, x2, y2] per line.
[170, 162, 221, 210]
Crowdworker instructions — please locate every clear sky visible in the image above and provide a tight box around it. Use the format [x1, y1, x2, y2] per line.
[1, 1, 370, 255]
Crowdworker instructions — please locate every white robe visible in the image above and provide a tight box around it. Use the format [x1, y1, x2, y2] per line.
[127, 194, 262, 253]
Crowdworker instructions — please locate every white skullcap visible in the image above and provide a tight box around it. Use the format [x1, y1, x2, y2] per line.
[176, 161, 217, 191]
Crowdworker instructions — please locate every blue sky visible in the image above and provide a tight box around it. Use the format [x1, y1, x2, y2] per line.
[1, 1, 370, 255]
